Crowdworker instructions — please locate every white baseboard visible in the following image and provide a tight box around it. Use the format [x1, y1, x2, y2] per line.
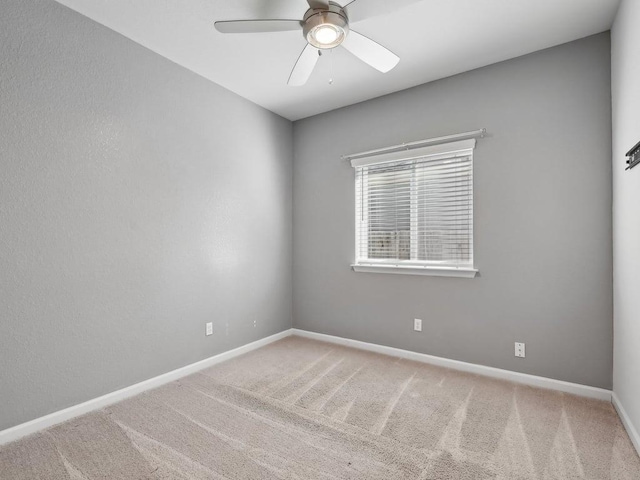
[0, 329, 293, 446]
[0, 327, 616, 448]
[292, 329, 612, 402]
[612, 392, 640, 456]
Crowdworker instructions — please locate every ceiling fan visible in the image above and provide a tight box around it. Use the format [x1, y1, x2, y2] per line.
[214, 0, 410, 86]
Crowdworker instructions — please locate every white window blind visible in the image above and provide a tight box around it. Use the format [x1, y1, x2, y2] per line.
[353, 139, 476, 276]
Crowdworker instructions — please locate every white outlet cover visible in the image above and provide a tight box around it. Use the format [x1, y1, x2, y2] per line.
[206, 322, 213, 336]
[515, 342, 525, 358]
[414, 319, 423, 332]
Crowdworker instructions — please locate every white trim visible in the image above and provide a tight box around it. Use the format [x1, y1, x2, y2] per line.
[291, 329, 612, 401]
[350, 139, 476, 168]
[0, 329, 293, 446]
[1, 327, 619, 449]
[343, 129, 485, 162]
[612, 392, 640, 456]
[352, 264, 478, 278]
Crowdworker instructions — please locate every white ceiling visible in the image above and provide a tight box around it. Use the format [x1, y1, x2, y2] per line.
[54, 0, 620, 121]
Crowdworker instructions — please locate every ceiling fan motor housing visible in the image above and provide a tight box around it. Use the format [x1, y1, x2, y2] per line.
[303, 3, 349, 49]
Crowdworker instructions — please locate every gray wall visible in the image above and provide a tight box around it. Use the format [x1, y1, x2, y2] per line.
[612, 0, 640, 442]
[0, 0, 292, 431]
[293, 33, 613, 389]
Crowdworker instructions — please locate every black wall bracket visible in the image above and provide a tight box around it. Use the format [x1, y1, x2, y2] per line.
[626, 139, 640, 171]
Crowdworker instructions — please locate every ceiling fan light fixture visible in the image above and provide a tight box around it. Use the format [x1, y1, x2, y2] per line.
[308, 23, 344, 48]
[302, 6, 349, 50]
[215, 0, 402, 86]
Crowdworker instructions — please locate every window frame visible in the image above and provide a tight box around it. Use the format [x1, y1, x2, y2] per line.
[351, 139, 478, 278]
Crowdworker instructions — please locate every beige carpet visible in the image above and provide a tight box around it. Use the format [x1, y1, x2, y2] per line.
[1, 336, 639, 479]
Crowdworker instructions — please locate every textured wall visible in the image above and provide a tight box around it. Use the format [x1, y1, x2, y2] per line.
[293, 34, 613, 389]
[0, 0, 292, 431]
[612, 0, 640, 445]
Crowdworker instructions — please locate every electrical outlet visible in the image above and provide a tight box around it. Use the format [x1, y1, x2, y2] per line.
[206, 322, 213, 336]
[414, 319, 422, 332]
[253, 319, 257, 328]
[515, 342, 525, 358]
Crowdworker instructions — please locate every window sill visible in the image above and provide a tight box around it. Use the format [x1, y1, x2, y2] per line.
[351, 264, 478, 278]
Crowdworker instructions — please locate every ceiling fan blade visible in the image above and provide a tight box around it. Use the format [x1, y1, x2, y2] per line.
[288, 44, 320, 86]
[343, 0, 422, 23]
[307, 0, 330, 9]
[214, 19, 302, 34]
[342, 30, 399, 73]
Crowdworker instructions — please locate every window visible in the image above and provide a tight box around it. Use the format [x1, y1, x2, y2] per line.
[352, 139, 477, 277]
